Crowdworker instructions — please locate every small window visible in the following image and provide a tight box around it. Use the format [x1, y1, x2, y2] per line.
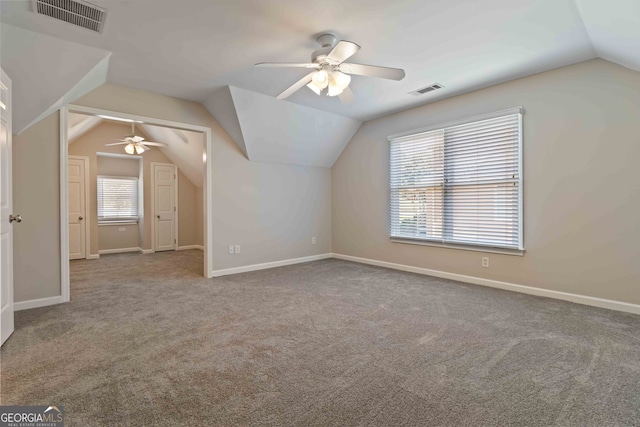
[389, 108, 523, 252]
[97, 176, 138, 223]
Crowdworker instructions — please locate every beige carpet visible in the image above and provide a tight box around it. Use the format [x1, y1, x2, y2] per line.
[2, 250, 640, 426]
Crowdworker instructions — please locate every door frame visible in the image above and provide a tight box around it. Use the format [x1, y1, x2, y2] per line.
[68, 155, 90, 260]
[150, 162, 178, 252]
[60, 105, 214, 303]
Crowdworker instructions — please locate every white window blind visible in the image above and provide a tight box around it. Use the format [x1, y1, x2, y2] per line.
[389, 109, 522, 251]
[97, 176, 138, 220]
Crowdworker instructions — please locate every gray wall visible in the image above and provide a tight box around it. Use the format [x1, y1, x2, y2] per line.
[98, 225, 139, 251]
[12, 84, 332, 302]
[332, 59, 640, 305]
[13, 113, 60, 302]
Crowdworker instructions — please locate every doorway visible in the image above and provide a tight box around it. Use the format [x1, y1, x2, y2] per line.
[61, 105, 213, 302]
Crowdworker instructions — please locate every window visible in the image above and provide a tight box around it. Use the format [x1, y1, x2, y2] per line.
[389, 108, 522, 252]
[97, 176, 139, 222]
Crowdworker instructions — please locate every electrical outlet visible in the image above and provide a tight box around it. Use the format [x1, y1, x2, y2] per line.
[118, 227, 126, 232]
[228, 245, 234, 255]
[312, 236, 317, 245]
[482, 257, 489, 268]
[235, 245, 241, 254]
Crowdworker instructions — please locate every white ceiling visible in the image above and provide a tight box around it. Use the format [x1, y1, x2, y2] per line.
[2, 0, 638, 124]
[2, 0, 639, 169]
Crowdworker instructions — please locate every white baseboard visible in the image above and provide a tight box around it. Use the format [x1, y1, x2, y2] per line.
[211, 253, 332, 277]
[331, 253, 640, 315]
[140, 248, 154, 254]
[14, 296, 64, 311]
[98, 247, 140, 255]
[177, 245, 204, 251]
[87, 254, 100, 260]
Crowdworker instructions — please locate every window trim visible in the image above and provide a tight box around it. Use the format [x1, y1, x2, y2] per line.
[388, 107, 524, 253]
[97, 175, 140, 224]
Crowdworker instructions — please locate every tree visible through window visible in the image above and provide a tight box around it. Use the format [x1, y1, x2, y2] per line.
[389, 110, 522, 250]
[97, 176, 138, 221]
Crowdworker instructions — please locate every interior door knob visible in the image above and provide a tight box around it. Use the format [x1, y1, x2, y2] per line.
[9, 214, 22, 223]
[79, 216, 84, 220]
[157, 215, 160, 219]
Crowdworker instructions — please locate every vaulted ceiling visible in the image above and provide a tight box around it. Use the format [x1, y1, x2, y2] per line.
[1, 0, 639, 165]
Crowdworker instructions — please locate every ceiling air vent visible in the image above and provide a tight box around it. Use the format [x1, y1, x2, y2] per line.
[31, 0, 107, 33]
[409, 83, 444, 96]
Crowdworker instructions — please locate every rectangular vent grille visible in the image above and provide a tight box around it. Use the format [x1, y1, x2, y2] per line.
[409, 83, 444, 96]
[31, 0, 107, 33]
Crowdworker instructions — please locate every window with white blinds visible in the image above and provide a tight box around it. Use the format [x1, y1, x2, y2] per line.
[389, 109, 522, 251]
[97, 176, 139, 221]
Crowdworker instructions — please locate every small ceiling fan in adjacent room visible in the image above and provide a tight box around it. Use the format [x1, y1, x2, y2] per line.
[105, 122, 168, 154]
[256, 33, 406, 104]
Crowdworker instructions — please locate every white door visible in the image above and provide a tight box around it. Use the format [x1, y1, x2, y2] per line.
[68, 157, 87, 260]
[153, 164, 176, 252]
[1, 68, 14, 345]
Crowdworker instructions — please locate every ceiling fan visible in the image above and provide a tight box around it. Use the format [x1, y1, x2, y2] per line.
[105, 122, 168, 154]
[256, 33, 405, 104]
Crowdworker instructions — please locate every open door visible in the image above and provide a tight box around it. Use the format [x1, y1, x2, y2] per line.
[1, 68, 15, 345]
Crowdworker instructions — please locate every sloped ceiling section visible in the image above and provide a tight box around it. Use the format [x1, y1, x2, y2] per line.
[0, 24, 111, 134]
[574, 0, 640, 71]
[139, 124, 204, 188]
[205, 86, 362, 168]
[68, 114, 103, 142]
[203, 87, 249, 158]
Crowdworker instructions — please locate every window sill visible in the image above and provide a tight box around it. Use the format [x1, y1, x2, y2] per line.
[98, 220, 139, 226]
[391, 237, 525, 256]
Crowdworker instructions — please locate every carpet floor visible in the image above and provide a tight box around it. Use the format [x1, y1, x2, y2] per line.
[1, 250, 640, 426]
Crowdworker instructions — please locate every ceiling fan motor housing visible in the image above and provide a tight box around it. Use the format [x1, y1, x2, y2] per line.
[311, 33, 338, 64]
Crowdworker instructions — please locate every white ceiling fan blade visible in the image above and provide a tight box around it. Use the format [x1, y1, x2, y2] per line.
[338, 86, 354, 104]
[140, 141, 168, 147]
[326, 41, 361, 65]
[256, 62, 320, 69]
[276, 72, 316, 100]
[132, 136, 145, 143]
[105, 142, 130, 146]
[338, 63, 406, 81]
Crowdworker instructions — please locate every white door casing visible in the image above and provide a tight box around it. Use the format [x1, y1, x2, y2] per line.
[152, 163, 177, 252]
[68, 157, 88, 260]
[1, 68, 14, 345]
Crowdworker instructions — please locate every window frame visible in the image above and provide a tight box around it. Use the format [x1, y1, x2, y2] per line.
[97, 175, 140, 224]
[388, 107, 524, 255]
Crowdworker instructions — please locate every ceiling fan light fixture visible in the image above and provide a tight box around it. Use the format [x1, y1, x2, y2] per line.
[332, 71, 351, 90]
[124, 143, 135, 154]
[134, 144, 145, 154]
[327, 82, 344, 97]
[312, 69, 329, 89]
[326, 71, 349, 97]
